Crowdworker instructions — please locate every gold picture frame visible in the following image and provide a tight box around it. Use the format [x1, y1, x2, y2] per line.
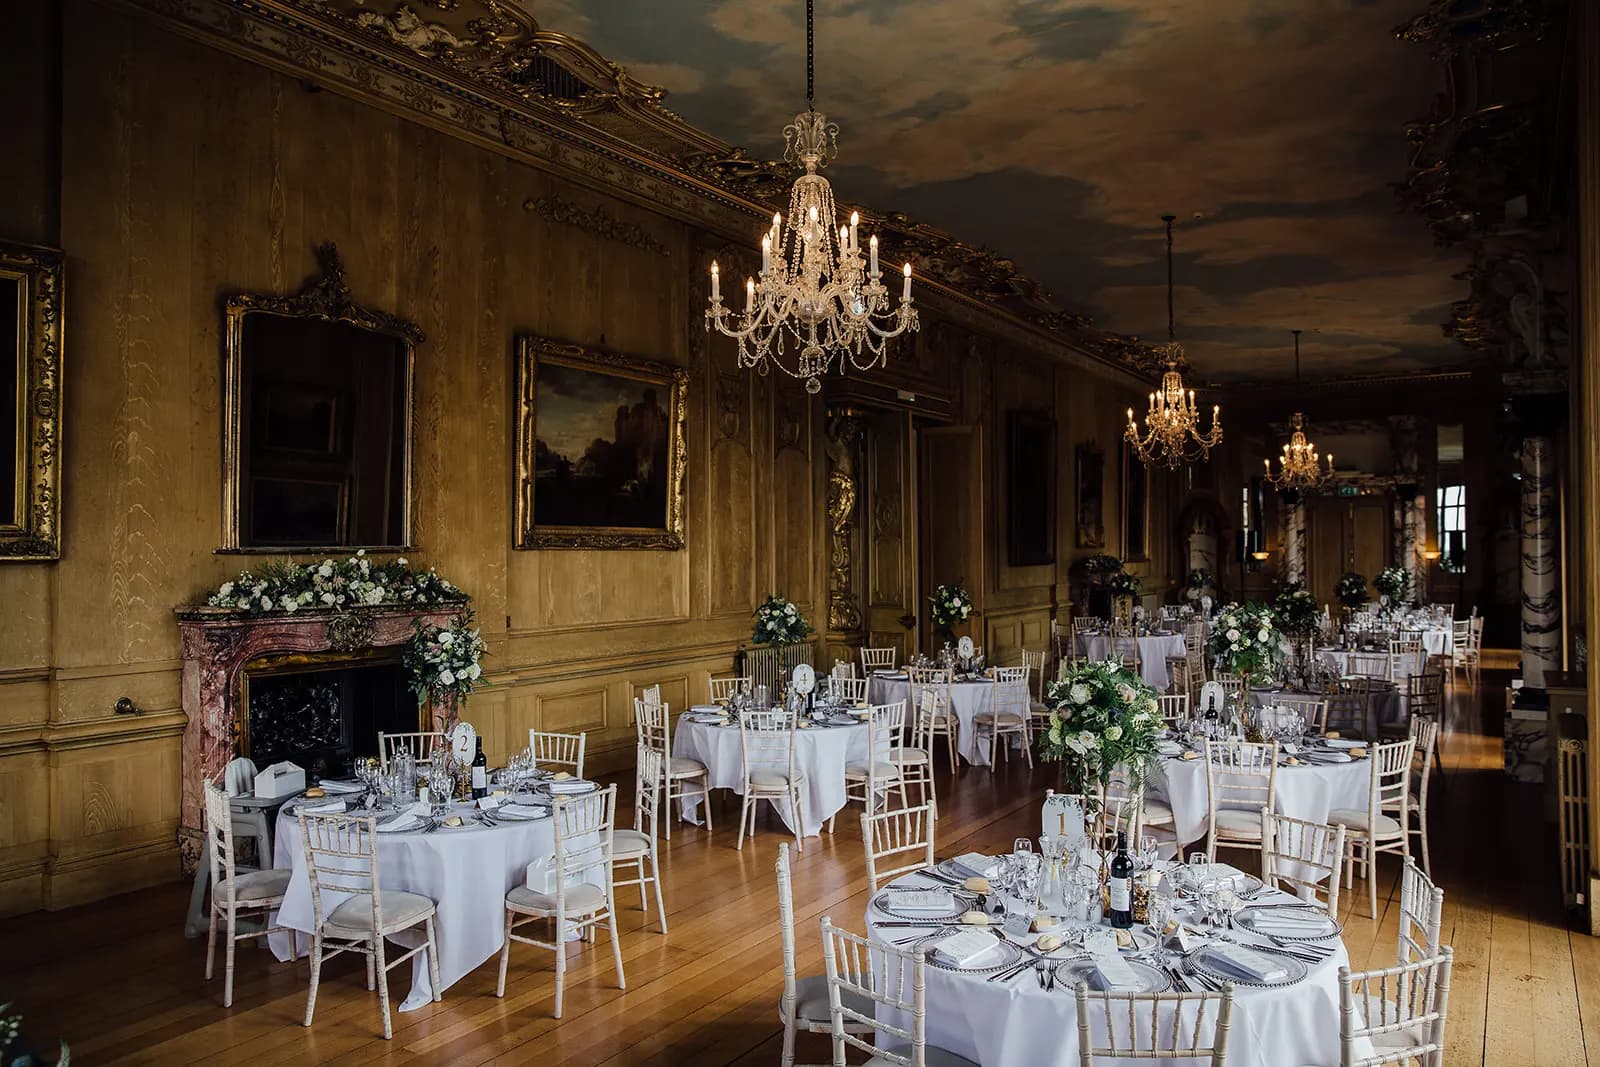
[221, 244, 422, 552]
[514, 333, 687, 550]
[0, 240, 63, 561]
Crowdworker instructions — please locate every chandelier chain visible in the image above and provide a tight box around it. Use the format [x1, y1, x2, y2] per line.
[1264, 328, 1334, 490]
[1163, 213, 1176, 344]
[805, 0, 815, 109]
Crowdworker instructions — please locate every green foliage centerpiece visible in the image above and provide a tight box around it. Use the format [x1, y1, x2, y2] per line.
[204, 550, 466, 615]
[1334, 572, 1368, 609]
[1206, 601, 1290, 693]
[1373, 565, 1411, 606]
[753, 594, 812, 645]
[404, 612, 489, 734]
[1037, 660, 1163, 796]
[1272, 581, 1321, 636]
[928, 583, 973, 647]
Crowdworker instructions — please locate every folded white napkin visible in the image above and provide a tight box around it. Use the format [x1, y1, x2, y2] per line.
[890, 889, 953, 912]
[317, 779, 365, 794]
[299, 798, 347, 814]
[690, 704, 723, 714]
[1157, 741, 1184, 756]
[1090, 952, 1141, 990]
[1315, 751, 1353, 763]
[1207, 943, 1288, 982]
[949, 852, 1000, 880]
[1248, 916, 1329, 936]
[548, 779, 596, 794]
[930, 928, 1001, 968]
[375, 813, 423, 833]
[1326, 739, 1365, 749]
[495, 805, 548, 821]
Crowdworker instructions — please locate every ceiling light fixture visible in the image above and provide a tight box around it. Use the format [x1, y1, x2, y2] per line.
[703, 0, 917, 395]
[1263, 329, 1335, 490]
[1124, 214, 1222, 468]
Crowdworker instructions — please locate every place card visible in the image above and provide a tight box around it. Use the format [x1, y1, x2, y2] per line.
[1282, 742, 1299, 755]
[890, 889, 953, 912]
[1083, 928, 1118, 956]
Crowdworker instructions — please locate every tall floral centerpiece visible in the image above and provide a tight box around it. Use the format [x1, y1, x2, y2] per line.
[404, 612, 488, 735]
[1273, 581, 1320, 637]
[1334, 572, 1368, 610]
[1037, 660, 1163, 798]
[1373, 565, 1411, 609]
[1109, 571, 1141, 622]
[753, 594, 812, 645]
[1206, 601, 1289, 696]
[1185, 567, 1215, 606]
[929, 583, 974, 647]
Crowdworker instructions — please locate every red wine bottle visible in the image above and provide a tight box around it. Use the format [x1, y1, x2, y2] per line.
[1108, 831, 1133, 929]
[470, 737, 489, 801]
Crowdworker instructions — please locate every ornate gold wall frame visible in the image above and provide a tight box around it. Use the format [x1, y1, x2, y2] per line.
[514, 334, 687, 550]
[0, 240, 63, 561]
[220, 244, 424, 552]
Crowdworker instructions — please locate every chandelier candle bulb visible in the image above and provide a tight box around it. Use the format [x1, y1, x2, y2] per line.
[745, 278, 755, 315]
[761, 235, 771, 274]
[869, 234, 879, 276]
[902, 263, 912, 301]
[849, 210, 859, 249]
[710, 261, 720, 301]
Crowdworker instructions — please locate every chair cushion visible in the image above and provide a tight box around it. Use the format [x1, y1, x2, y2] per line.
[667, 757, 708, 778]
[612, 828, 652, 859]
[973, 711, 1025, 726]
[506, 881, 607, 915]
[889, 748, 929, 766]
[224, 867, 291, 904]
[1329, 809, 1404, 837]
[868, 1048, 979, 1067]
[750, 769, 805, 789]
[1030, 700, 1049, 714]
[1213, 809, 1265, 839]
[790, 973, 874, 1029]
[1137, 799, 1175, 825]
[324, 889, 435, 936]
[845, 761, 902, 781]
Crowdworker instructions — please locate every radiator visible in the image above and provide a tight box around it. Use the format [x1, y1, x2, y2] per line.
[1559, 736, 1589, 911]
[740, 640, 817, 696]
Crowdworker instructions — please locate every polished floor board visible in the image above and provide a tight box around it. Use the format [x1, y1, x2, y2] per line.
[4, 670, 1590, 1065]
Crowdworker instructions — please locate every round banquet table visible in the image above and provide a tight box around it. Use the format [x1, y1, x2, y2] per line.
[671, 712, 868, 836]
[862, 859, 1366, 1066]
[1315, 647, 1425, 681]
[1153, 750, 1372, 852]
[1248, 685, 1404, 733]
[866, 673, 1021, 767]
[268, 797, 577, 1011]
[1074, 632, 1188, 691]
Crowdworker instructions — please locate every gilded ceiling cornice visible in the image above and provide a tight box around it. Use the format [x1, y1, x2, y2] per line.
[104, 0, 1158, 387]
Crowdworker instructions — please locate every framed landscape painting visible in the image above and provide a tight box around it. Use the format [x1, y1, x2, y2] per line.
[514, 334, 687, 549]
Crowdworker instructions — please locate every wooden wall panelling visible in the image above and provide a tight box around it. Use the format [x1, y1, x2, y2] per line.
[866, 412, 915, 659]
[918, 424, 984, 653]
[0, 748, 50, 915]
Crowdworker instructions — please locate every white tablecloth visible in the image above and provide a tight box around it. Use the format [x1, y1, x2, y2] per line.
[1316, 647, 1425, 681]
[671, 716, 868, 836]
[1075, 633, 1188, 691]
[864, 860, 1361, 1066]
[269, 800, 567, 1009]
[1249, 687, 1404, 732]
[1154, 753, 1371, 849]
[867, 674, 1015, 766]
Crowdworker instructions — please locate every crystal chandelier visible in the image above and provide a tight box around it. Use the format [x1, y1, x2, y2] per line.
[703, 0, 917, 395]
[1264, 330, 1334, 489]
[1125, 214, 1222, 468]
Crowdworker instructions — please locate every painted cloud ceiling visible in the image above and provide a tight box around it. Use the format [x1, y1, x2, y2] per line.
[537, 0, 1470, 383]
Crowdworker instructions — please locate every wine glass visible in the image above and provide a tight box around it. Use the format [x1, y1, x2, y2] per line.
[1137, 835, 1160, 872]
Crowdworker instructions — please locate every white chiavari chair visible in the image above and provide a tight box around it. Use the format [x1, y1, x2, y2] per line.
[1203, 739, 1278, 862]
[906, 667, 957, 771]
[1398, 859, 1444, 967]
[861, 647, 897, 674]
[829, 674, 869, 705]
[1073, 984, 1235, 1065]
[378, 731, 446, 769]
[913, 684, 959, 777]
[1390, 635, 1425, 680]
[1212, 674, 1244, 704]
[1348, 651, 1394, 684]
[613, 745, 668, 934]
[1323, 689, 1368, 739]
[1116, 637, 1143, 678]
[832, 701, 906, 832]
[1331, 738, 1414, 918]
[975, 666, 1033, 767]
[1156, 693, 1190, 726]
[528, 729, 586, 778]
[640, 683, 662, 708]
[709, 675, 752, 705]
[1407, 716, 1439, 877]
[1048, 790, 1110, 845]
[860, 803, 936, 893]
[636, 698, 713, 838]
[202, 781, 291, 1007]
[1265, 694, 1328, 734]
[1106, 765, 1173, 842]
[831, 659, 858, 681]
[497, 784, 624, 1017]
[776, 844, 870, 1067]
[890, 695, 937, 816]
[1165, 655, 1192, 697]
[1051, 618, 1072, 673]
[740, 709, 807, 851]
[1465, 617, 1484, 686]
[1259, 809, 1345, 914]
[1021, 648, 1050, 733]
[299, 811, 441, 1039]
[819, 918, 979, 1067]
[1337, 948, 1454, 1066]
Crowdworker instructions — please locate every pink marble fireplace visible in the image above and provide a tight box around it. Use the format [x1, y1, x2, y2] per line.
[175, 605, 460, 870]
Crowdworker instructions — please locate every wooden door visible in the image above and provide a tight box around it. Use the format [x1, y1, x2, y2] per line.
[917, 424, 984, 653]
[862, 411, 918, 662]
[1307, 496, 1392, 606]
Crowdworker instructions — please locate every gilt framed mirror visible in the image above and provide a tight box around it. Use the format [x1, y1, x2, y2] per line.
[221, 244, 422, 552]
[0, 240, 63, 561]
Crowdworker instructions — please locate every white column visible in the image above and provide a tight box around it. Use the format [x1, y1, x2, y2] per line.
[1520, 435, 1561, 686]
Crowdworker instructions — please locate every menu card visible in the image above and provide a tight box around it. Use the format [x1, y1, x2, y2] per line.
[931, 928, 1001, 968]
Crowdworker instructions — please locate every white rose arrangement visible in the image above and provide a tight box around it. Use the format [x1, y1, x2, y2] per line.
[1039, 659, 1163, 794]
[403, 612, 488, 710]
[753, 594, 812, 645]
[1206, 601, 1290, 680]
[204, 550, 465, 616]
[929, 583, 974, 643]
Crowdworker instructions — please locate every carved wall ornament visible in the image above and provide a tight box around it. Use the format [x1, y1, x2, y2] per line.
[774, 388, 806, 455]
[326, 612, 376, 652]
[714, 371, 745, 445]
[0, 240, 64, 560]
[524, 194, 670, 256]
[824, 413, 864, 632]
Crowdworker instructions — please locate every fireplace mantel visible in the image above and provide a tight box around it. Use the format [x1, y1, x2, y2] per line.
[175, 604, 461, 870]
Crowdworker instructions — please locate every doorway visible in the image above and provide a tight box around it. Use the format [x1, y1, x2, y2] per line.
[1307, 495, 1392, 606]
[917, 424, 983, 654]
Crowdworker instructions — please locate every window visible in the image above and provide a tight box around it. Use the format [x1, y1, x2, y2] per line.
[1437, 484, 1466, 572]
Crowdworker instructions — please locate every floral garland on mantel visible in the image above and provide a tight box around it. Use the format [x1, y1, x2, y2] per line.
[203, 550, 468, 616]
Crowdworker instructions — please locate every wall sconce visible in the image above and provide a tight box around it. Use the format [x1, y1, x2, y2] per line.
[1421, 549, 1441, 562]
[1247, 548, 1270, 573]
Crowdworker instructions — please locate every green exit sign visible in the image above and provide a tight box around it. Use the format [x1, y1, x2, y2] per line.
[1336, 485, 1359, 498]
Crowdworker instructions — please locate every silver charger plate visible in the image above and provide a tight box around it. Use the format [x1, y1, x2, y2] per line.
[1055, 955, 1170, 993]
[1187, 943, 1309, 989]
[914, 933, 1023, 974]
[872, 889, 973, 921]
[1235, 905, 1342, 942]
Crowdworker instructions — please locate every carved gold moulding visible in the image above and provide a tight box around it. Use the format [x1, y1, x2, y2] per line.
[0, 239, 63, 561]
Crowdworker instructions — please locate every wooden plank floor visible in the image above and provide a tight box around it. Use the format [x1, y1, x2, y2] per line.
[5, 669, 1589, 1064]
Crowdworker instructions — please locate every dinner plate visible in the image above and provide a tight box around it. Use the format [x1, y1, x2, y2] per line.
[871, 889, 973, 921]
[375, 814, 424, 833]
[1235, 904, 1342, 941]
[1187, 943, 1308, 988]
[1055, 955, 1170, 993]
[914, 933, 1023, 974]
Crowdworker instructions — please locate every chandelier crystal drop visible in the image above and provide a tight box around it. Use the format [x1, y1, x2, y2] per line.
[1125, 215, 1222, 468]
[703, 0, 917, 395]
[1264, 330, 1335, 490]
